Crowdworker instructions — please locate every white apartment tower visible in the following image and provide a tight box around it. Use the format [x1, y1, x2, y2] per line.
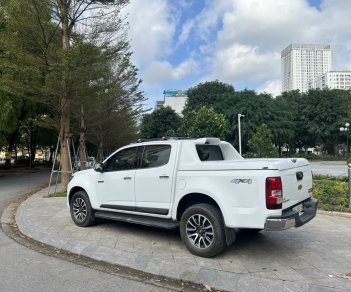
[281, 44, 331, 92]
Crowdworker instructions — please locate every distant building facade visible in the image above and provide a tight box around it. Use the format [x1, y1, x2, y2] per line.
[281, 44, 331, 93]
[308, 70, 351, 90]
[155, 90, 187, 115]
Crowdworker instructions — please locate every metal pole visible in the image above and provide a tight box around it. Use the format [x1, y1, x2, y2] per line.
[47, 137, 60, 195]
[348, 164, 351, 208]
[346, 123, 350, 155]
[238, 114, 242, 156]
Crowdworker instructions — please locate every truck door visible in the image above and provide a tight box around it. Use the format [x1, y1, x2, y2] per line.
[134, 144, 177, 216]
[97, 146, 140, 210]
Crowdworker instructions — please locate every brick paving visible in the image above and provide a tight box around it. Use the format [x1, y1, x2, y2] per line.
[16, 188, 351, 291]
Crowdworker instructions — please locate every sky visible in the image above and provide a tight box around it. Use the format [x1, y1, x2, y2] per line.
[121, 0, 351, 109]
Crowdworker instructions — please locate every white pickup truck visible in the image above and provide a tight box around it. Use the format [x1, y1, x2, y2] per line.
[67, 138, 318, 257]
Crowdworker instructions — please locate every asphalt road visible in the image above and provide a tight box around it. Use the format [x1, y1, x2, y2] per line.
[310, 161, 348, 176]
[0, 169, 170, 292]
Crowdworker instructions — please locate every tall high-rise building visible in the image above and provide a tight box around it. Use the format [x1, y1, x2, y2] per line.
[281, 44, 331, 92]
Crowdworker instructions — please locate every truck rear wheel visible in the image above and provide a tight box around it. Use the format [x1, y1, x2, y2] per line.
[180, 203, 226, 257]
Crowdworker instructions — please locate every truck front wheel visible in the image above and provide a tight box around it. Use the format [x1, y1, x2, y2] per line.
[70, 191, 95, 227]
[180, 203, 226, 257]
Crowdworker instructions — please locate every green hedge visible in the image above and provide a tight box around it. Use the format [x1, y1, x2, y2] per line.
[282, 153, 346, 161]
[313, 177, 351, 212]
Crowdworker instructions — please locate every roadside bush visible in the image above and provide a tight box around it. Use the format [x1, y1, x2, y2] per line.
[347, 154, 351, 164]
[313, 178, 351, 212]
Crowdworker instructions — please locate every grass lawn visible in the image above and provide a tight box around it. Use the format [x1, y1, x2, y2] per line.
[45, 192, 67, 198]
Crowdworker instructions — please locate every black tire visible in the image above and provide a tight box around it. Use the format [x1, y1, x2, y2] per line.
[70, 191, 95, 227]
[180, 203, 226, 257]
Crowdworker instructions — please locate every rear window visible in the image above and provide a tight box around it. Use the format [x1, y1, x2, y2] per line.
[196, 145, 224, 161]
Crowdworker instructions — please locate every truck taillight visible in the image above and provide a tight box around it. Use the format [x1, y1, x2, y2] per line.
[266, 177, 283, 209]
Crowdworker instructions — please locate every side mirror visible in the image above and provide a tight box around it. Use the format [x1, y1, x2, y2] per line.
[94, 163, 104, 173]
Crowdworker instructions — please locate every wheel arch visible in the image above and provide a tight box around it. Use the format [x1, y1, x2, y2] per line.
[176, 193, 222, 221]
[68, 186, 87, 205]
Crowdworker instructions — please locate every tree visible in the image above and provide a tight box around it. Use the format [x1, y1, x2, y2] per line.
[179, 107, 228, 140]
[140, 107, 181, 139]
[273, 91, 301, 155]
[247, 124, 278, 157]
[0, 0, 143, 190]
[50, 0, 130, 190]
[184, 80, 235, 113]
[0, 93, 18, 148]
[215, 89, 278, 152]
[0, 92, 28, 168]
[67, 39, 144, 163]
[305, 89, 349, 154]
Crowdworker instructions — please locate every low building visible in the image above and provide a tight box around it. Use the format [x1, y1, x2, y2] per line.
[308, 70, 351, 90]
[155, 90, 188, 115]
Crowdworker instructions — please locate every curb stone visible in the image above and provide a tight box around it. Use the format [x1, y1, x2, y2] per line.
[317, 209, 351, 218]
[1, 191, 211, 292]
[9, 186, 351, 292]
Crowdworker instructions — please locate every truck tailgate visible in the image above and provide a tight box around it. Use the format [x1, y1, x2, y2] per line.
[281, 164, 313, 209]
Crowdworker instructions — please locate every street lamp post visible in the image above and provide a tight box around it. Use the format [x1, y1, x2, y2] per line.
[340, 123, 351, 207]
[238, 113, 245, 156]
[339, 122, 350, 155]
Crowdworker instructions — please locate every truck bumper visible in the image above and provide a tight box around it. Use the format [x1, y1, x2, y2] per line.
[264, 198, 318, 231]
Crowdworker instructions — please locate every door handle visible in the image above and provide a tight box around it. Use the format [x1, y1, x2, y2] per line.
[124, 176, 132, 180]
[159, 175, 169, 179]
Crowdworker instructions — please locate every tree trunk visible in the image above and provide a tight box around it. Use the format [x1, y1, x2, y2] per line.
[49, 146, 55, 164]
[5, 130, 18, 169]
[29, 119, 38, 168]
[97, 122, 104, 163]
[59, 0, 71, 192]
[79, 103, 87, 170]
[60, 98, 71, 192]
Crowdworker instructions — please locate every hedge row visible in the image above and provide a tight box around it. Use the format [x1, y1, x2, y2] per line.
[313, 176, 351, 213]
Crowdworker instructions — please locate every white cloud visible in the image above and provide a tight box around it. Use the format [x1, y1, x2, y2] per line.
[198, 0, 351, 96]
[257, 79, 281, 97]
[211, 44, 280, 83]
[122, 0, 176, 65]
[217, 0, 320, 51]
[123, 0, 351, 105]
[143, 59, 198, 84]
[178, 19, 195, 44]
[194, 0, 233, 41]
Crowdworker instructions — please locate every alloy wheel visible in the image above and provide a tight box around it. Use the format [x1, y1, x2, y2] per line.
[186, 214, 214, 249]
[73, 197, 87, 222]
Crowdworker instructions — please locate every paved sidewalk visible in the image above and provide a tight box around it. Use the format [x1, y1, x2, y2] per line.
[16, 188, 351, 291]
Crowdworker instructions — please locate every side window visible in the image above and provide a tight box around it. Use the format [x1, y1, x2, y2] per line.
[104, 147, 139, 172]
[141, 145, 171, 169]
[196, 145, 224, 161]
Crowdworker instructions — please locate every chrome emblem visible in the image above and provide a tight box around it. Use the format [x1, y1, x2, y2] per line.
[231, 179, 252, 184]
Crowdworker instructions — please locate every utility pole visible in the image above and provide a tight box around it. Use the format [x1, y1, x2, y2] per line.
[238, 113, 244, 156]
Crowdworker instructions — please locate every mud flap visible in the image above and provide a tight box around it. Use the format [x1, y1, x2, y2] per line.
[225, 228, 237, 246]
